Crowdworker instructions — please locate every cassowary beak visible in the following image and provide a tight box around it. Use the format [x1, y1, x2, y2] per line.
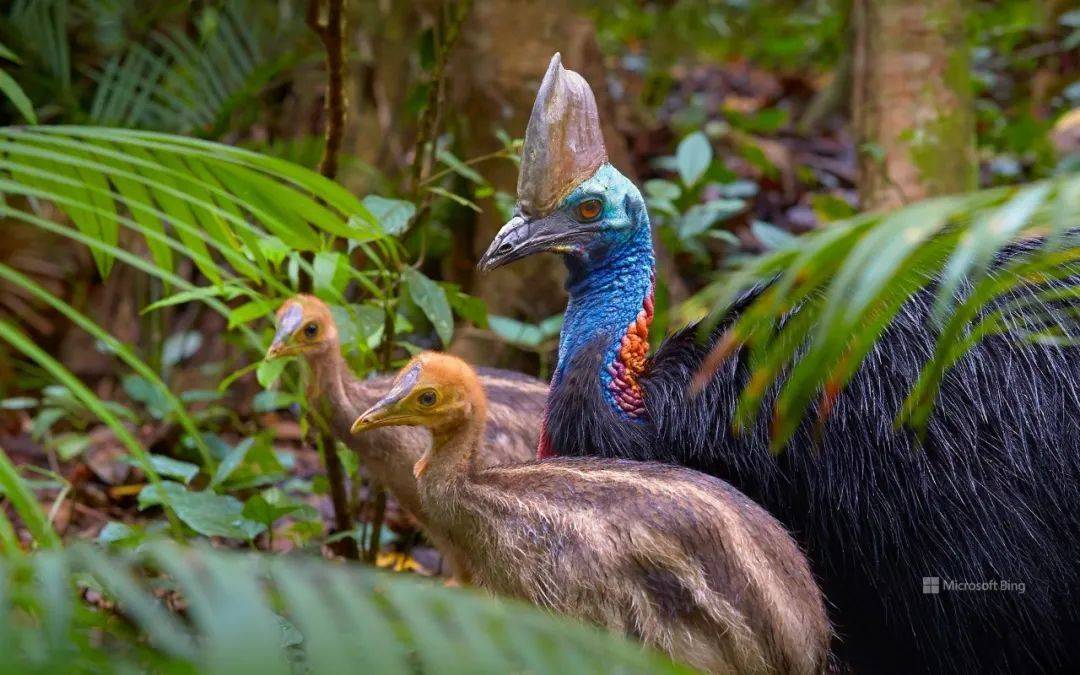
[477, 212, 595, 272]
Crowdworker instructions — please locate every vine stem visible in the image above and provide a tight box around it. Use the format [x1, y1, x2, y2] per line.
[306, 0, 359, 561]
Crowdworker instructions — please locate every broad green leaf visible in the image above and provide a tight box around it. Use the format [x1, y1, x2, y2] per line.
[229, 299, 276, 329]
[679, 200, 745, 240]
[750, 220, 797, 250]
[147, 455, 200, 485]
[242, 491, 316, 528]
[446, 285, 489, 328]
[539, 314, 565, 338]
[51, 433, 92, 460]
[122, 374, 172, 419]
[313, 251, 349, 298]
[361, 195, 415, 236]
[162, 330, 202, 368]
[488, 315, 545, 348]
[96, 521, 137, 546]
[256, 357, 290, 388]
[139, 481, 265, 540]
[644, 179, 681, 201]
[405, 268, 454, 346]
[676, 131, 712, 187]
[209, 438, 255, 489]
[253, 390, 297, 413]
[0, 397, 36, 409]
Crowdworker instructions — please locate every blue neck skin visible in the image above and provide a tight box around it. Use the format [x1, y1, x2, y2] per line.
[550, 164, 655, 417]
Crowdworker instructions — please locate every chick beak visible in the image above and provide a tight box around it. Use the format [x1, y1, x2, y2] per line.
[264, 337, 287, 360]
[351, 362, 423, 434]
[350, 402, 395, 434]
[266, 302, 303, 360]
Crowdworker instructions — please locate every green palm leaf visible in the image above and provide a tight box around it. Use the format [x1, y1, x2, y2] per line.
[88, 2, 302, 135]
[696, 172, 1080, 449]
[0, 125, 381, 284]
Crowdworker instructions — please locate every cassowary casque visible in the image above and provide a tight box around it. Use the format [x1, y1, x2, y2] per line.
[478, 53, 1080, 674]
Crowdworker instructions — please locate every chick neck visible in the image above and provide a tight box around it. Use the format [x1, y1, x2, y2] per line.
[302, 338, 349, 418]
[417, 385, 489, 500]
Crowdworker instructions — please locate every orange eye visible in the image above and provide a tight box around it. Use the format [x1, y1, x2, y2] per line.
[576, 199, 602, 221]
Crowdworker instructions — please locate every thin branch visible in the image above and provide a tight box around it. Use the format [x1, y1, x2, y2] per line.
[307, 0, 348, 180]
[402, 0, 472, 239]
[306, 0, 359, 561]
[419, 147, 517, 187]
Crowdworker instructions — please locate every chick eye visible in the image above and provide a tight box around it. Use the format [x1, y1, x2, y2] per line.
[303, 322, 318, 338]
[575, 198, 603, 222]
[417, 390, 437, 407]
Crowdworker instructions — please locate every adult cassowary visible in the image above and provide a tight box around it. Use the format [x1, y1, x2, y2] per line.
[478, 53, 1080, 674]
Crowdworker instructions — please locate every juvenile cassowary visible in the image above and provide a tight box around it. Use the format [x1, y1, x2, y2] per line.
[264, 295, 545, 578]
[351, 352, 832, 675]
[478, 54, 1080, 674]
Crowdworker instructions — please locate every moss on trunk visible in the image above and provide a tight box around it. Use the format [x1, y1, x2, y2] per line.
[853, 0, 977, 211]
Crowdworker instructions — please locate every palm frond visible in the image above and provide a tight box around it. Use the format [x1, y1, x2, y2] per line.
[0, 124, 398, 511]
[88, 2, 303, 134]
[7, 0, 70, 95]
[695, 171, 1080, 449]
[0, 125, 382, 288]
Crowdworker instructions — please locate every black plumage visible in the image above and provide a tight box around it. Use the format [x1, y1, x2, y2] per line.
[542, 253, 1080, 674]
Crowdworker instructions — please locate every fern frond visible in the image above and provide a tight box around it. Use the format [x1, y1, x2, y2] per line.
[0, 542, 690, 674]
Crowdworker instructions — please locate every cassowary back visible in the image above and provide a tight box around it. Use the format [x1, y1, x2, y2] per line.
[543, 264, 1080, 674]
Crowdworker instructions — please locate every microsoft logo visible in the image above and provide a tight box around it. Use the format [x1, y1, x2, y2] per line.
[921, 576, 1026, 594]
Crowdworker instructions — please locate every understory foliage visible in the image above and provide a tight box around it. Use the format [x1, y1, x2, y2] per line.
[0, 501, 685, 674]
[0, 0, 1077, 671]
[0, 123, 688, 671]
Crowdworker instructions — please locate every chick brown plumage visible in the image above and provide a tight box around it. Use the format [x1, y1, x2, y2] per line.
[266, 296, 545, 576]
[352, 352, 832, 674]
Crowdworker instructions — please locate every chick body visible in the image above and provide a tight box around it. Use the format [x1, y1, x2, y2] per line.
[357, 353, 832, 674]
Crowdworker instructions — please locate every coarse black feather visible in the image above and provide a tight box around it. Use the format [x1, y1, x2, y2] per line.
[543, 242, 1080, 674]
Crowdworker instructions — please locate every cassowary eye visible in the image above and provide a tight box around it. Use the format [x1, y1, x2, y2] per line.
[303, 322, 319, 338]
[575, 198, 603, 222]
[418, 390, 438, 407]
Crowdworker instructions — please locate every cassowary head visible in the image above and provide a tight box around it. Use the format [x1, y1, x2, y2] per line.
[478, 53, 649, 275]
[351, 353, 487, 477]
[265, 294, 339, 360]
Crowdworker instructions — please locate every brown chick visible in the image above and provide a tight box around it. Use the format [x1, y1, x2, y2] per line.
[264, 295, 545, 576]
[351, 352, 832, 675]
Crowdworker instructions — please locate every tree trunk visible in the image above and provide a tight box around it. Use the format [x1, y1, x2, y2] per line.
[446, 0, 634, 368]
[852, 0, 976, 211]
